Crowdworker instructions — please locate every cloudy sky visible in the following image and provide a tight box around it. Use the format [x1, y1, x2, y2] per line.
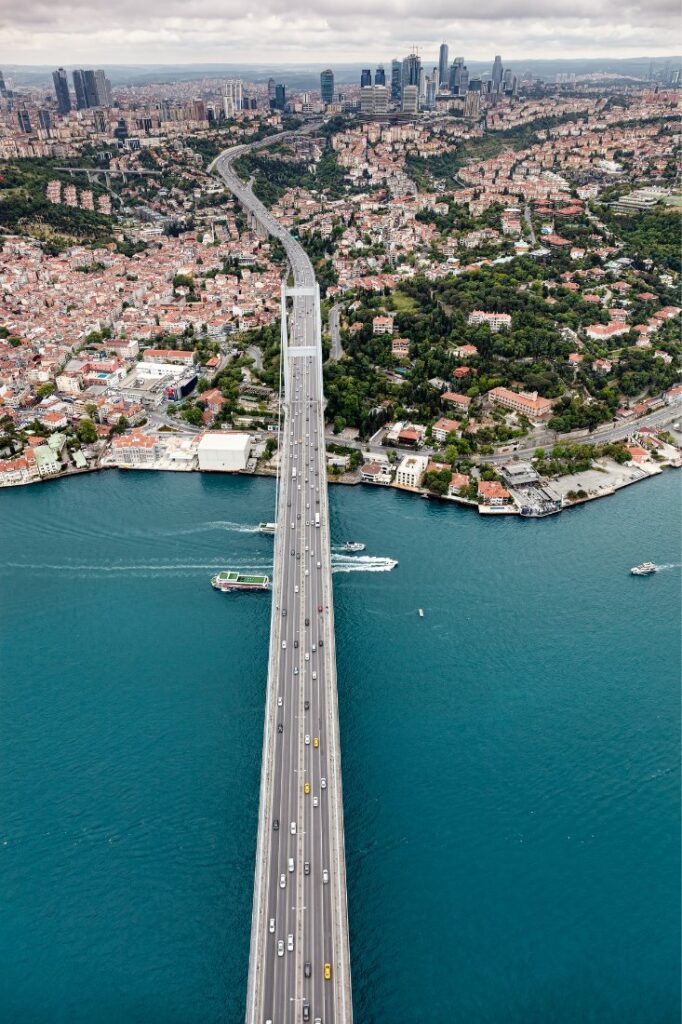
[1, 0, 678, 66]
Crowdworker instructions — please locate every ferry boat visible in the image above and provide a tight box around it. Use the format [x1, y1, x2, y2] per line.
[211, 571, 270, 592]
[340, 542, 365, 552]
[630, 562, 658, 576]
[258, 522, 276, 535]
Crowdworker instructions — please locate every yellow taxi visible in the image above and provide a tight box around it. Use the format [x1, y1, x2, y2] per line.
[313, 736, 319, 749]
[324, 963, 332, 981]
[304, 782, 310, 795]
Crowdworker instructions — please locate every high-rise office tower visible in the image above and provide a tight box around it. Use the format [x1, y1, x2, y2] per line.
[375, 66, 386, 86]
[503, 68, 513, 93]
[391, 59, 402, 102]
[449, 57, 463, 93]
[94, 69, 113, 107]
[425, 77, 437, 109]
[267, 78, 276, 101]
[438, 43, 449, 87]
[274, 83, 286, 110]
[52, 68, 71, 114]
[360, 68, 372, 88]
[360, 84, 388, 116]
[38, 109, 52, 130]
[83, 69, 99, 107]
[401, 52, 421, 97]
[401, 84, 419, 114]
[17, 110, 32, 133]
[320, 68, 334, 104]
[492, 55, 503, 91]
[459, 66, 469, 95]
[72, 70, 88, 110]
[0, 70, 7, 97]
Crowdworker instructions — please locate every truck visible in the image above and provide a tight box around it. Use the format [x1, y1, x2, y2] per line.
[314, 512, 320, 528]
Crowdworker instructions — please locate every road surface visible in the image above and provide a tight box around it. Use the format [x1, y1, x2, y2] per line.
[211, 132, 352, 1024]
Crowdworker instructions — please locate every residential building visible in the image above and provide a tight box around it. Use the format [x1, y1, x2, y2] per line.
[432, 417, 461, 443]
[488, 386, 553, 421]
[372, 315, 394, 335]
[448, 472, 470, 496]
[468, 310, 511, 331]
[441, 391, 471, 414]
[478, 479, 512, 506]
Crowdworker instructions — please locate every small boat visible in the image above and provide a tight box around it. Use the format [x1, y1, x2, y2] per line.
[340, 541, 365, 552]
[418, 608, 424, 617]
[211, 571, 270, 591]
[630, 562, 658, 576]
[258, 522, 276, 535]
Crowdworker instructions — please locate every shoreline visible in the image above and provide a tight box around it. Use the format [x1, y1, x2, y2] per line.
[2, 454, 679, 518]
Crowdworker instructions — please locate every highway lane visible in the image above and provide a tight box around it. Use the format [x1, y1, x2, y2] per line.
[211, 136, 352, 1024]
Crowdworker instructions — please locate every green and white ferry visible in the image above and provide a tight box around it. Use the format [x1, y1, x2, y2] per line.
[211, 570, 271, 592]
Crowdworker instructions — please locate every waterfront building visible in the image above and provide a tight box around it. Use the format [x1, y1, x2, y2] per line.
[478, 479, 511, 505]
[197, 432, 251, 472]
[395, 453, 428, 489]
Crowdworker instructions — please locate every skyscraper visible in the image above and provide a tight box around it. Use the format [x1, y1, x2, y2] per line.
[274, 83, 286, 110]
[38, 109, 52, 130]
[438, 43, 449, 87]
[267, 78, 276, 102]
[401, 84, 419, 115]
[320, 69, 334, 105]
[0, 70, 7, 97]
[72, 70, 88, 110]
[401, 52, 421, 96]
[52, 68, 71, 115]
[83, 69, 99, 107]
[17, 110, 32, 133]
[360, 69, 372, 88]
[94, 69, 113, 107]
[492, 55, 503, 91]
[375, 66, 386, 86]
[391, 59, 402, 102]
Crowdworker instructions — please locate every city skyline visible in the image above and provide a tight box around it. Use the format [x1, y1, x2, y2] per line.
[1, 0, 678, 66]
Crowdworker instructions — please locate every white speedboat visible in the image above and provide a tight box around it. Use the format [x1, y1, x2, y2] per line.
[630, 562, 658, 576]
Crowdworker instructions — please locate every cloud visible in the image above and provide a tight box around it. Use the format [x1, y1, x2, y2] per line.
[0, 0, 677, 65]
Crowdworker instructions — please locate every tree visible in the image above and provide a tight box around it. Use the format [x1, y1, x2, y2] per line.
[36, 382, 55, 399]
[77, 418, 98, 444]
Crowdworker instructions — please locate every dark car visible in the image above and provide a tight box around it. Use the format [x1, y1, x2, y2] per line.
[282, 609, 287, 617]
[277, 723, 283, 734]
[294, 640, 299, 649]
[319, 639, 324, 647]
[305, 617, 310, 626]
[303, 1006, 310, 1022]
[273, 818, 279, 830]
[304, 961, 311, 978]
[304, 700, 310, 711]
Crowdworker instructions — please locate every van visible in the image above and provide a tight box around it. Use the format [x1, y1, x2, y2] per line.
[288, 857, 294, 873]
[269, 918, 275, 933]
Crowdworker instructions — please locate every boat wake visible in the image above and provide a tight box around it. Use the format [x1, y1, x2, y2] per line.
[331, 555, 398, 574]
[655, 563, 681, 571]
[170, 520, 262, 536]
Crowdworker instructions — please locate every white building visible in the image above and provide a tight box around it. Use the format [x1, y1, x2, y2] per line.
[197, 432, 251, 472]
[394, 453, 428, 489]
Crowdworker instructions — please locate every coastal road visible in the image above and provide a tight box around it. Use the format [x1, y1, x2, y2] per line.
[328, 304, 344, 361]
[211, 133, 352, 1024]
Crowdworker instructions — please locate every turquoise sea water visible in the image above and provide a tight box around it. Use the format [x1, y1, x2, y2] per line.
[0, 469, 679, 1023]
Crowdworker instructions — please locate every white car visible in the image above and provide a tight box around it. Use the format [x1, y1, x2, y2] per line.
[304, 734, 310, 746]
[277, 696, 283, 707]
[269, 918, 275, 934]
[312, 671, 317, 681]
[290, 821, 297, 835]
[305, 569, 309, 577]
[281, 641, 287, 650]
[312, 644, 316, 652]
[280, 874, 286, 889]
[321, 778, 327, 789]
[313, 796, 319, 808]
[322, 869, 329, 885]
[287, 934, 294, 952]
[305, 652, 310, 661]
[294, 585, 299, 594]
[278, 939, 284, 957]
